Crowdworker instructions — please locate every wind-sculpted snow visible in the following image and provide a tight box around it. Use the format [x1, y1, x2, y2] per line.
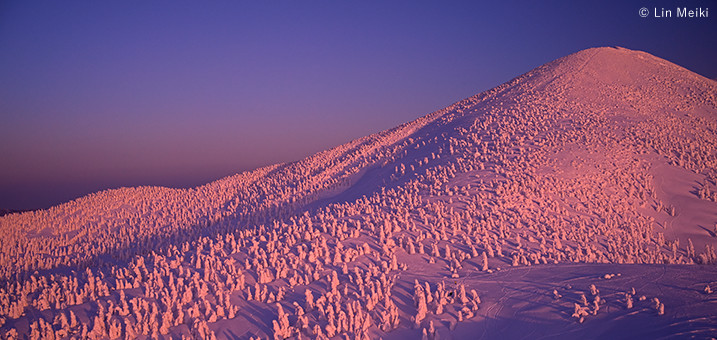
[1, 47, 716, 339]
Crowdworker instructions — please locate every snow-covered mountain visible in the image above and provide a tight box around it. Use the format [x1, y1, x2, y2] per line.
[1, 46, 716, 339]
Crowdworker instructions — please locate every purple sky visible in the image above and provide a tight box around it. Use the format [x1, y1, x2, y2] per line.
[1, 1, 715, 210]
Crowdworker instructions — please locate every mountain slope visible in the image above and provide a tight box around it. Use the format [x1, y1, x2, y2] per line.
[0, 46, 716, 339]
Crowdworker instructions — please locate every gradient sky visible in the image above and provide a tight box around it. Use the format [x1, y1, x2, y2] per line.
[1, 1, 715, 210]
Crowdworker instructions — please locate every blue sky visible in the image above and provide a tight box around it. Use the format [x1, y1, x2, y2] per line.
[1, 0, 715, 209]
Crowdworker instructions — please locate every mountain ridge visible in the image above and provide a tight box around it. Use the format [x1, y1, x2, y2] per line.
[2, 46, 716, 277]
[4, 46, 714, 219]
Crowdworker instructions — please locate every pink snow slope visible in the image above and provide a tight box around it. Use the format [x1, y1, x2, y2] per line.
[0, 46, 716, 339]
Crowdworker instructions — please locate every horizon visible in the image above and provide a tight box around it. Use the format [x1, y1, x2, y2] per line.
[1, 1, 716, 211]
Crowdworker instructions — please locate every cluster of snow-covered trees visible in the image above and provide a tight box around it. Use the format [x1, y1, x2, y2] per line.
[0, 47, 715, 338]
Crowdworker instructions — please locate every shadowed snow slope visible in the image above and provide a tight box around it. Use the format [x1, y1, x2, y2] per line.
[1, 47, 716, 339]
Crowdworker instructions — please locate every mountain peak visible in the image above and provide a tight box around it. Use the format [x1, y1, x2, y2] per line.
[483, 46, 716, 120]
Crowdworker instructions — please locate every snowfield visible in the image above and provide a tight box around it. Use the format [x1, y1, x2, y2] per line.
[1, 46, 716, 339]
